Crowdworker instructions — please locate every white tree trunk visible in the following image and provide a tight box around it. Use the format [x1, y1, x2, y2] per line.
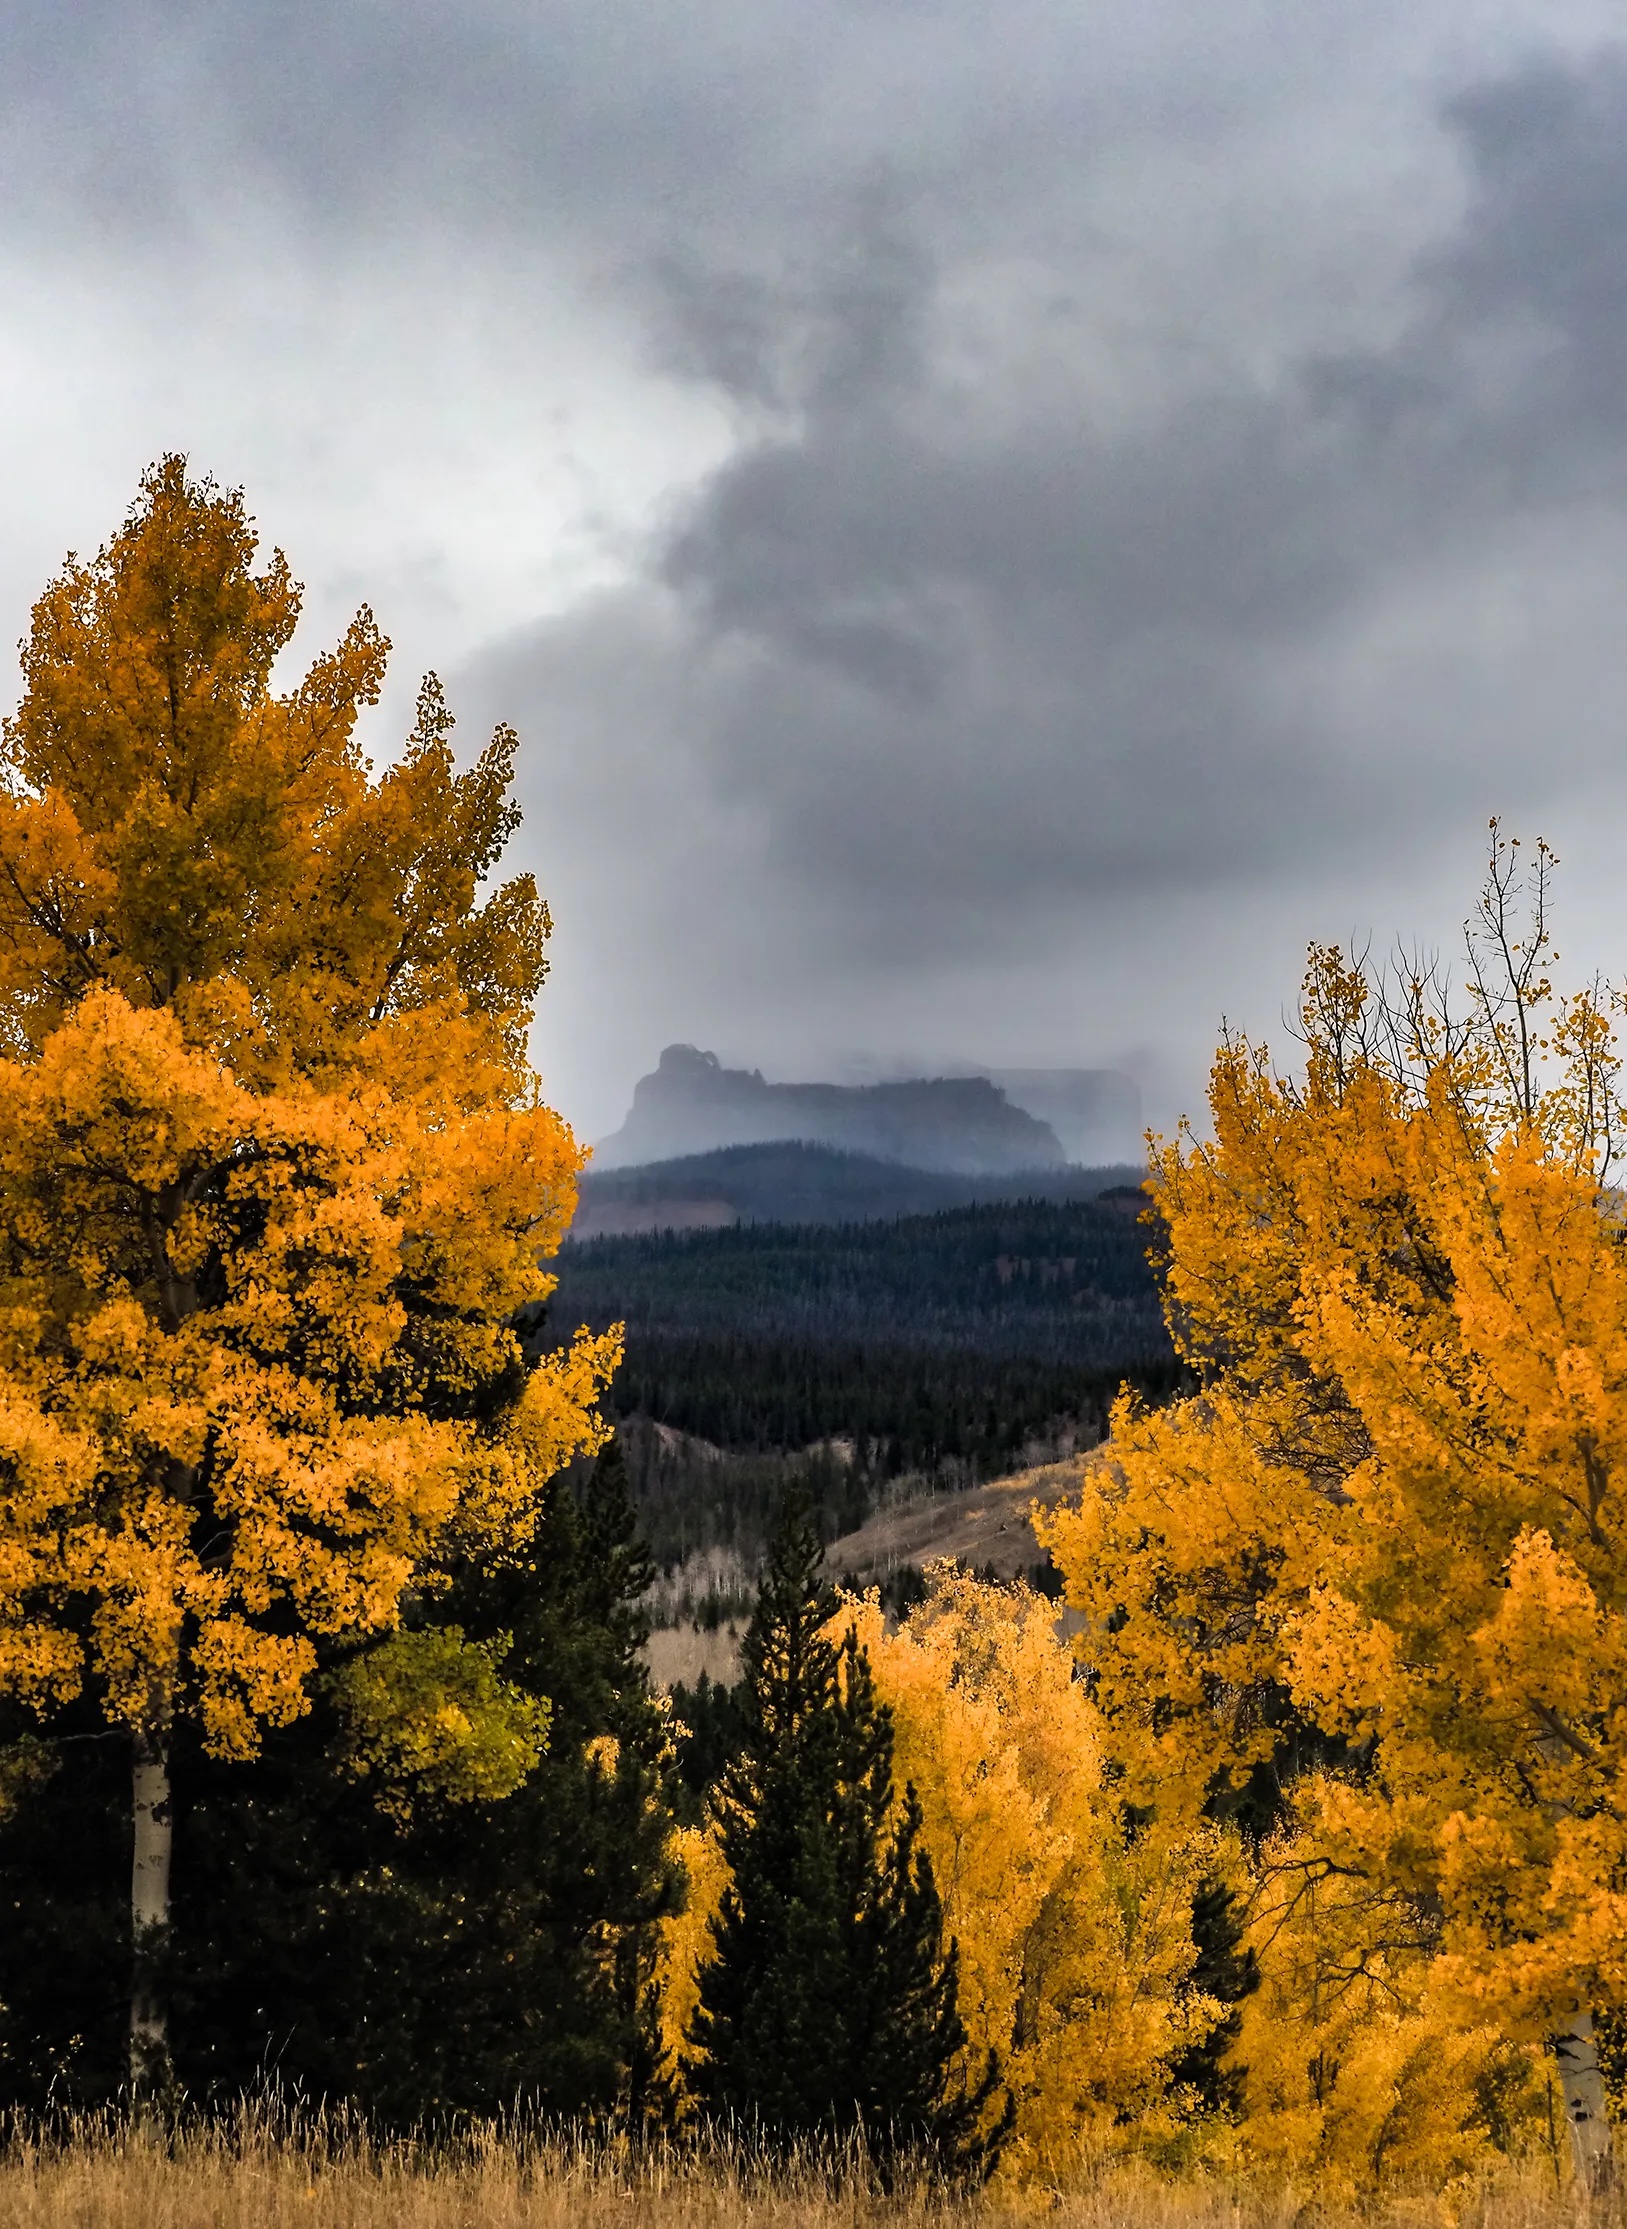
[1555, 2008, 1615, 2193]
[130, 1727, 172, 2093]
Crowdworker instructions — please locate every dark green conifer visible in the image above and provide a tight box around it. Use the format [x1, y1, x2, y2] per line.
[0, 1435, 682, 2121]
[1167, 1874, 1260, 2118]
[670, 1671, 746, 1825]
[687, 1490, 1004, 2172]
[168, 1432, 682, 2121]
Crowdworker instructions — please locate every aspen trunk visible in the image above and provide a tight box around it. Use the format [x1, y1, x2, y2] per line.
[130, 1725, 173, 2094]
[1555, 2008, 1614, 2194]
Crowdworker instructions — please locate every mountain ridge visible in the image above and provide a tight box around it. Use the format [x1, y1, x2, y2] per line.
[597, 1044, 1144, 1173]
[572, 1139, 1145, 1237]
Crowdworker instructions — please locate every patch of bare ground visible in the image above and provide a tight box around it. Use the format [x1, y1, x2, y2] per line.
[642, 1459, 1097, 1690]
[646, 1623, 747, 1692]
[825, 1455, 1098, 1592]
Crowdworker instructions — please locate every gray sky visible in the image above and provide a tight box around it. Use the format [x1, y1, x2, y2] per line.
[6, 1, 1627, 1143]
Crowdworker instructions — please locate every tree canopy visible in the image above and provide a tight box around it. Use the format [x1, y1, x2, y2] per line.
[0, 456, 616, 2082]
[1041, 829, 1627, 2187]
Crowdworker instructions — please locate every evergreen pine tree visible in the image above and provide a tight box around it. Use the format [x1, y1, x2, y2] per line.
[688, 1490, 1003, 2172]
[1166, 1874, 1260, 2118]
[0, 1437, 681, 2120]
[669, 1671, 747, 1826]
[180, 1433, 681, 2121]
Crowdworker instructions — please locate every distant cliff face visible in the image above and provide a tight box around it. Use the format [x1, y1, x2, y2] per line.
[596, 1046, 1067, 1174]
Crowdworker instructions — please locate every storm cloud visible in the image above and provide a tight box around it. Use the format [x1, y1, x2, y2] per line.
[4, 3, 1627, 1134]
[520, 49, 1627, 903]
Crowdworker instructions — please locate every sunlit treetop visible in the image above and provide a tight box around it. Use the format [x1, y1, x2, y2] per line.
[0, 456, 615, 1776]
[0, 453, 549, 1094]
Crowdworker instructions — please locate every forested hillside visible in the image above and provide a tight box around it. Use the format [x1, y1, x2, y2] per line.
[572, 1138, 1143, 1235]
[545, 1194, 1179, 1570]
[556, 1193, 1165, 1357]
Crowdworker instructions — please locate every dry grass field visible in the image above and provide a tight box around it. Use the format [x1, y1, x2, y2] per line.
[824, 1456, 1096, 1592]
[0, 2117, 1604, 2229]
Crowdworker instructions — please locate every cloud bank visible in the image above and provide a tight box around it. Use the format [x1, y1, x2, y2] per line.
[4, 3, 1627, 1135]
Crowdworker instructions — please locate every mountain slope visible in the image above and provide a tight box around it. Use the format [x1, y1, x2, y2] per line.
[573, 1140, 1144, 1237]
[544, 1193, 1178, 1577]
[554, 1193, 1166, 1365]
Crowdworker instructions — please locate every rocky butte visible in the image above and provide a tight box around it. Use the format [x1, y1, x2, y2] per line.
[595, 1046, 1141, 1176]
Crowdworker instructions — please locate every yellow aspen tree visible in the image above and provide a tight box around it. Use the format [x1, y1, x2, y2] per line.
[839, 1572, 1220, 2178]
[0, 458, 618, 2087]
[1042, 831, 1627, 2190]
[1228, 1832, 1537, 2190]
[654, 1820, 729, 2089]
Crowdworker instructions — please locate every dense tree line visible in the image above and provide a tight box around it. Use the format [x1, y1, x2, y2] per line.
[616, 1336, 1176, 1474]
[548, 1200, 1180, 1576]
[608, 1343, 1184, 1585]
[548, 1172, 1182, 1594]
[551, 1197, 1172, 1368]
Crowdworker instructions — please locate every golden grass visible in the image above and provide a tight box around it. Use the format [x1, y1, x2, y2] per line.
[1, 2119, 881, 2229]
[0, 2116, 1612, 2229]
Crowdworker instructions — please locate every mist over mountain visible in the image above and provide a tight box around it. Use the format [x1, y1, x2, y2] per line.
[595, 1045, 1142, 1174]
[981, 1069, 1144, 1165]
[572, 1141, 1144, 1238]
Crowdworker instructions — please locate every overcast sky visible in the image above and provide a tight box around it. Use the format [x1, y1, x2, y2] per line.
[6, 1, 1627, 1143]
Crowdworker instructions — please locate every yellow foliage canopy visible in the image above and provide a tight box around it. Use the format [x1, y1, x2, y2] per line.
[844, 1572, 1219, 2177]
[328, 1626, 552, 1817]
[1042, 836, 1627, 2043]
[655, 1820, 730, 2080]
[0, 457, 615, 1759]
[1228, 1835, 1536, 2191]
